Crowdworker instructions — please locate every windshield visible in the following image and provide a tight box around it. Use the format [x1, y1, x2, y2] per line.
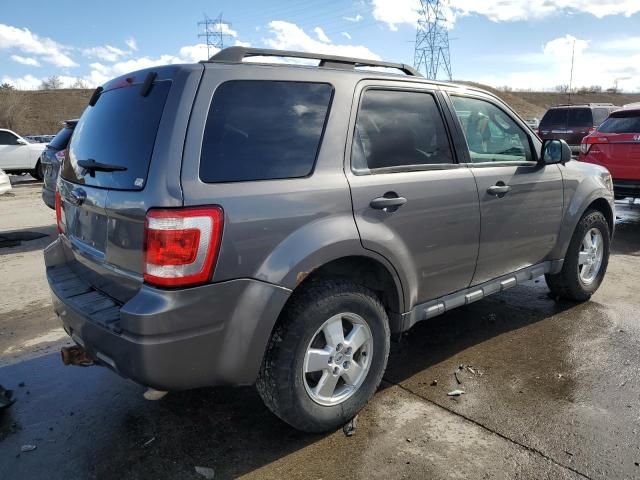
[49, 127, 74, 150]
[61, 81, 171, 190]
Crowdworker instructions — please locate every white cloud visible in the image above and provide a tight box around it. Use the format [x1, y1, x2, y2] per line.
[341, 32, 352, 40]
[600, 35, 640, 51]
[264, 21, 380, 60]
[0, 23, 76, 67]
[178, 43, 211, 62]
[371, 0, 640, 30]
[10, 54, 40, 66]
[473, 34, 640, 92]
[125, 37, 137, 51]
[343, 14, 363, 22]
[206, 22, 238, 38]
[235, 40, 251, 48]
[1, 74, 41, 89]
[314, 27, 331, 43]
[81, 45, 129, 62]
[371, 0, 421, 30]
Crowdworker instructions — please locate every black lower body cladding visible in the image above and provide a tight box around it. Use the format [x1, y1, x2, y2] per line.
[45, 238, 291, 390]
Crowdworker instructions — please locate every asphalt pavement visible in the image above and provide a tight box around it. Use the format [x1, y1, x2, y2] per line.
[1, 179, 639, 479]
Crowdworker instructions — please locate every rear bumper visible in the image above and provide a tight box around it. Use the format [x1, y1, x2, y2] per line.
[613, 180, 640, 198]
[42, 185, 55, 209]
[44, 238, 291, 390]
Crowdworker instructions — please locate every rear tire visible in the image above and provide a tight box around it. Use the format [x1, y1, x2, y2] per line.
[32, 160, 43, 181]
[256, 278, 390, 433]
[546, 210, 610, 301]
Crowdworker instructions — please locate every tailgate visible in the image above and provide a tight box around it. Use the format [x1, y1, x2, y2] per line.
[55, 64, 203, 303]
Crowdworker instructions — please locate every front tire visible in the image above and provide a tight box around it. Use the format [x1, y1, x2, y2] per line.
[546, 210, 610, 301]
[256, 278, 390, 433]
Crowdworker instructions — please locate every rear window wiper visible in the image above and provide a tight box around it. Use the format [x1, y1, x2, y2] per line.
[77, 158, 128, 177]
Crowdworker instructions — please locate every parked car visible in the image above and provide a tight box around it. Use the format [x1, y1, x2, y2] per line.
[0, 169, 11, 195]
[579, 105, 640, 200]
[539, 103, 619, 155]
[41, 120, 78, 209]
[25, 135, 56, 144]
[525, 117, 540, 130]
[0, 129, 47, 180]
[45, 47, 614, 433]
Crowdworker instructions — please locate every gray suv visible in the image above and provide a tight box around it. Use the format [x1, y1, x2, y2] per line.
[45, 47, 614, 433]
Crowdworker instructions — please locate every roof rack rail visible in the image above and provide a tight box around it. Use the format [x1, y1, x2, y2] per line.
[206, 46, 422, 77]
[553, 103, 615, 107]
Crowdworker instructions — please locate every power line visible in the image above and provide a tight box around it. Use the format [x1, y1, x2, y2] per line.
[198, 13, 235, 58]
[414, 0, 452, 80]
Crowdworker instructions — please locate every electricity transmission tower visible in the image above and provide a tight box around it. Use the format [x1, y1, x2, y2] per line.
[198, 13, 234, 58]
[413, 0, 452, 80]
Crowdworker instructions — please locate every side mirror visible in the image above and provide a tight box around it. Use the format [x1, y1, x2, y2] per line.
[16, 138, 28, 146]
[541, 139, 571, 165]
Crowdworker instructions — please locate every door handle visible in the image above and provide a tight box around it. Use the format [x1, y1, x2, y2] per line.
[370, 194, 407, 211]
[487, 183, 511, 197]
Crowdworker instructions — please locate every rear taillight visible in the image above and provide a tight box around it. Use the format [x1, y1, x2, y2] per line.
[143, 206, 224, 287]
[580, 135, 609, 155]
[54, 191, 65, 234]
[54, 149, 66, 162]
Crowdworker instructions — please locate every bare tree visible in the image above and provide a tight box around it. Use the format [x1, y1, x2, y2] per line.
[0, 82, 15, 91]
[40, 75, 63, 90]
[555, 84, 570, 93]
[70, 78, 89, 89]
[0, 89, 27, 130]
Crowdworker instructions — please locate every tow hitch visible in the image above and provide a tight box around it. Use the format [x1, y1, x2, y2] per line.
[60, 345, 94, 367]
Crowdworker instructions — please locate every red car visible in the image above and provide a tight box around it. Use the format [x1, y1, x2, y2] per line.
[579, 105, 640, 200]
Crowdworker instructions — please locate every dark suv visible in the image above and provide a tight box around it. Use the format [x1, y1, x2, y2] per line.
[41, 119, 78, 209]
[539, 103, 619, 154]
[45, 47, 614, 433]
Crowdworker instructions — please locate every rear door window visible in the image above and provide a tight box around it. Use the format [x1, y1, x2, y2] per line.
[567, 108, 593, 127]
[351, 89, 453, 172]
[541, 109, 568, 127]
[199, 81, 333, 183]
[593, 108, 610, 126]
[62, 81, 171, 190]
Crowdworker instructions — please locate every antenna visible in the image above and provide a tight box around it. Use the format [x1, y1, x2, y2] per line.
[414, 0, 452, 80]
[568, 39, 576, 105]
[198, 13, 234, 58]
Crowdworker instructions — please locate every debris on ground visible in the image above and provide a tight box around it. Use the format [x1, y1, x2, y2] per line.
[447, 390, 465, 397]
[142, 436, 156, 447]
[454, 371, 461, 385]
[406, 438, 412, 443]
[0, 385, 15, 409]
[195, 466, 216, 479]
[430, 380, 438, 386]
[20, 444, 37, 452]
[343, 415, 358, 437]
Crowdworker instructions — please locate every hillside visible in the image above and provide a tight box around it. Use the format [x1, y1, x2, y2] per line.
[1, 85, 640, 136]
[0, 89, 92, 135]
[459, 82, 640, 120]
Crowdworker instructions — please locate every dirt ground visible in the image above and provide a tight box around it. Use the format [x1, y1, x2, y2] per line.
[1, 179, 639, 479]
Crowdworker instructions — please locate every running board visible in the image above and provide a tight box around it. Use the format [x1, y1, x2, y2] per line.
[402, 260, 563, 331]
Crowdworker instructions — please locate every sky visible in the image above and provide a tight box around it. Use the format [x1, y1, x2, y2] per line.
[1, 0, 639, 91]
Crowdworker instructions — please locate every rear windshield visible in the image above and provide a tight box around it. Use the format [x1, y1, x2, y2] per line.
[48, 126, 73, 150]
[199, 80, 333, 183]
[62, 81, 171, 190]
[598, 112, 640, 133]
[541, 108, 593, 127]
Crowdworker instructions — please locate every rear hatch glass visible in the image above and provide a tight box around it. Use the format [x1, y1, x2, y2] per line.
[541, 108, 593, 128]
[599, 111, 640, 133]
[49, 126, 73, 150]
[62, 81, 171, 190]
